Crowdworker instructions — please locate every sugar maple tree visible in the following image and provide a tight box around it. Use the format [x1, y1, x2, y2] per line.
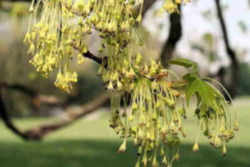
[23, 0, 238, 167]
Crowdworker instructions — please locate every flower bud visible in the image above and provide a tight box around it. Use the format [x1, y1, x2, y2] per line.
[193, 143, 199, 152]
[118, 139, 127, 153]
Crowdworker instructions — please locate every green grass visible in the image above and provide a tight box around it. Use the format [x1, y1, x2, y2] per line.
[0, 97, 250, 167]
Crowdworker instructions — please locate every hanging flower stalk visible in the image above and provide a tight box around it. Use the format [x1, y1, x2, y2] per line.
[109, 59, 238, 167]
[24, 0, 238, 167]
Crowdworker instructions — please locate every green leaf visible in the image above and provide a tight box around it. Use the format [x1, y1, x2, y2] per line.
[184, 76, 222, 107]
[168, 58, 198, 73]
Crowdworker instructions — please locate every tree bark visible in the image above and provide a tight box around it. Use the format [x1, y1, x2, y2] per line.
[160, 6, 182, 67]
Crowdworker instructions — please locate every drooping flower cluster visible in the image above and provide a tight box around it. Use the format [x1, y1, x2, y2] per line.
[24, 0, 238, 167]
[110, 67, 183, 167]
[25, 0, 144, 92]
[109, 61, 238, 167]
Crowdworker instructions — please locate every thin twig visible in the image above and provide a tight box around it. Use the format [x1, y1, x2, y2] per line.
[83, 51, 104, 65]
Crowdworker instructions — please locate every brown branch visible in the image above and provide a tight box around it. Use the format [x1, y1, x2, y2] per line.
[0, 82, 64, 107]
[0, 87, 38, 140]
[215, 0, 239, 98]
[0, 82, 37, 97]
[83, 51, 104, 65]
[0, 82, 109, 140]
[160, 6, 182, 67]
[0, 83, 61, 140]
[24, 93, 109, 140]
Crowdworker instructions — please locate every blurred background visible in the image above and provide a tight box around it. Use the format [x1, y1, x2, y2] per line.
[0, 0, 250, 167]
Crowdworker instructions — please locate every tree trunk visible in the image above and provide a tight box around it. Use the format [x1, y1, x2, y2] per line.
[160, 7, 182, 67]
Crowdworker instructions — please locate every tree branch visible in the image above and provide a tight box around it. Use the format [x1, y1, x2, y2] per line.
[0, 82, 64, 107]
[24, 93, 109, 140]
[83, 51, 104, 65]
[0, 87, 37, 140]
[215, 0, 239, 98]
[160, 6, 182, 67]
[0, 83, 66, 140]
[0, 82, 37, 97]
[0, 82, 109, 140]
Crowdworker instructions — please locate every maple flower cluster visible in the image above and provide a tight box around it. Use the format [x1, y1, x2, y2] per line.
[25, 0, 144, 92]
[24, 0, 239, 167]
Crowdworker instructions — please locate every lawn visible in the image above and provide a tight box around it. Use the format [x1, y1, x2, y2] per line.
[0, 97, 250, 167]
